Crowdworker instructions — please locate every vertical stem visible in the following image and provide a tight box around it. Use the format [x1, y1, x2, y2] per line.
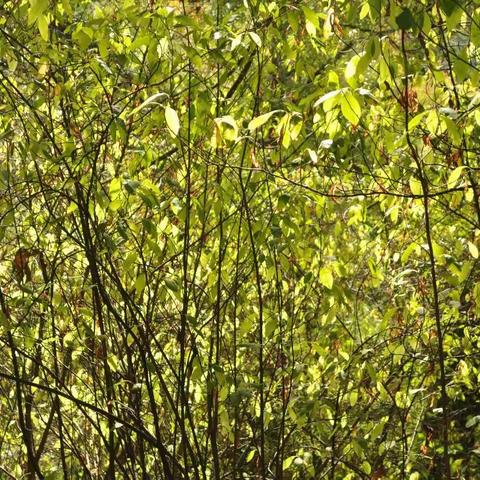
[209, 0, 223, 477]
[231, 209, 243, 479]
[401, 30, 450, 479]
[178, 2, 193, 477]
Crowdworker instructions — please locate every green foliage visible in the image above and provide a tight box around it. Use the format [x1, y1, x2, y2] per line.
[0, 0, 480, 478]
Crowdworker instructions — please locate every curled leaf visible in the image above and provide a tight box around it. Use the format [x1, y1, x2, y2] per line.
[314, 89, 345, 108]
[127, 92, 169, 118]
[248, 110, 283, 131]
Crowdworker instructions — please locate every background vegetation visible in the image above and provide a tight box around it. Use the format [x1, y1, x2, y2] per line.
[0, 0, 480, 478]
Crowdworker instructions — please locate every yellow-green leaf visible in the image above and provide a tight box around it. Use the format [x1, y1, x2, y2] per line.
[370, 421, 385, 441]
[283, 456, 296, 470]
[302, 6, 319, 36]
[107, 354, 119, 372]
[37, 14, 49, 41]
[28, 0, 48, 24]
[313, 89, 344, 108]
[408, 112, 426, 130]
[409, 177, 422, 196]
[340, 92, 361, 125]
[320, 267, 333, 289]
[345, 55, 360, 88]
[362, 461, 372, 475]
[248, 31, 262, 47]
[447, 166, 465, 189]
[214, 115, 238, 140]
[165, 106, 180, 135]
[248, 110, 282, 131]
[135, 273, 147, 295]
[0, 310, 12, 333]
[127, 92, 168, 118]
[67, 202, 78, 214]
[323, 8, 334, 39]
[468, 241, 479, 259]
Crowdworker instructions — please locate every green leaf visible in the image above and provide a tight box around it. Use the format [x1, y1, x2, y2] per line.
[109, 177, 122, 195]
[472, 13, 480, 47]
[248, 31, 262, 47]
[344, 56, 360, 88]
[320, 267, 334, 289]
[28, 0, 48, 24]
[466, 415, 480, 428]
[248, 110, 282, 131]
[443, 116, 461, 144]
[340, 92, 361, 125]
[214, 115, 238, 142]
[246, 450, 256, 462]
[283, 456, 296, 470]
[45, 471, 63, 480]
[107, 354, 119, 372]
[447, 166, 465, 189]
[302, 6, 319, 36]
[359, 3, 370, 19]
[127, 92, 168, 117]
[396, 8, 415, 30]
[67, 202, 78, 213]
[468, 241, 479, 259]
[37, 14, 49, 41]
[135, 273, 147, 295]
[313, 89, 345, 108]
[123, 252, 138, 274]
[409, 177, 422, 196]
[362, 461, 372, 475]
[440, 0, 459, 17]
[0, 310, 12, 333]
[124, 179, 140, 194]
[366, 36, 380, 59]
[454, 52, 470, 82]
[72, 28, 92, 51]
[165, 278, 179, 292]
[408, 112, 426, 130]
[165, 106, 180, 135]
[356, 52, 371, 77]
[370, 421, 385, 441]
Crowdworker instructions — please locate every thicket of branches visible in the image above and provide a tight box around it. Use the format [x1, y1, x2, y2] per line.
[1, 0, 480, 478]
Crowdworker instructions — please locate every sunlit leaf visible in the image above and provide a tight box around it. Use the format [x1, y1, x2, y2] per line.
[340, 91, 361, 125]
[320, 267, 334, 289]
[127, 93, 169, 117]
[313, 89, 345, 108]
[447, 166, 465, 189]
[248, 31, 262, 47]
[37, 14, 49, 41]
[468, 241, 479, 259]
[248, 110, 283, 131]
[409, 177, 423, 196]
[165, 106, 180, 135]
